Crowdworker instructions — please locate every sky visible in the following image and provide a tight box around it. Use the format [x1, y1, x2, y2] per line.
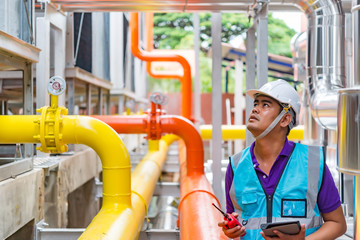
[273, 12, 303, 33]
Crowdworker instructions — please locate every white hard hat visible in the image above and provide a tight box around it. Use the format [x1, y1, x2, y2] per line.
[247, 79, 301, 129]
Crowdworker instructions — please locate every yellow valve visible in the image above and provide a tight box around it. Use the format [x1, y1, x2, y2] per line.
[33, 76, 69, 153]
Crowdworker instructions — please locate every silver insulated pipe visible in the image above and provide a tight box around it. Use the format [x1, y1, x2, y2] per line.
[337, 1, 360, 239]
[299, 0, 346, 131]
[353, 0, 360, 87]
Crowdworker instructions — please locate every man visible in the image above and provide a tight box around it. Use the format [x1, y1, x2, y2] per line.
[218, 80, 346, 239]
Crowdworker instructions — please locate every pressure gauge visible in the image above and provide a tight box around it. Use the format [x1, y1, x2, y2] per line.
[48, 76, 66, 95]
[149, 92, 168, 105]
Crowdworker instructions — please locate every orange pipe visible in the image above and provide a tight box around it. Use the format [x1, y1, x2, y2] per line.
[130, 12, 192, 120]
[159, 116, 203, 175]
[145, 13, 182, 80]
[92, 114, 227, 239]
[93, 115, 146, 133]
[177, 140, 228, 240]
[92, 115, 203, 174]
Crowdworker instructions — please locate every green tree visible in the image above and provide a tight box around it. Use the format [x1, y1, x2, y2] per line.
[153, 12, 295, 56]
[151, 12, 296, 93]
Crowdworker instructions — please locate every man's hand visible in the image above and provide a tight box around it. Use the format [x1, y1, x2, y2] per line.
[217, 212, 246, 239]
[260, 224, 306, 240]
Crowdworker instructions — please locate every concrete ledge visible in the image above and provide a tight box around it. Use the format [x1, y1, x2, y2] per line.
[0, 169, 44, 239]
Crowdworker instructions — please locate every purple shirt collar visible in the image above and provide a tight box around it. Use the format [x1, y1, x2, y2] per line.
[250, 138, 294, 168]
[250, 138, 295, 196]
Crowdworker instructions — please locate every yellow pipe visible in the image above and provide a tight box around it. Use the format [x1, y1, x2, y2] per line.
[0, 115, 39, 143]
[130, 134, 179, 231]
[0, 115, 136, 239]
[62, 116, 137, 239]
[200, 124, 304, 141]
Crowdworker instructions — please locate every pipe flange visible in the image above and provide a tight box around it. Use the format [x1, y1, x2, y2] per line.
[34, 105, 68, 153]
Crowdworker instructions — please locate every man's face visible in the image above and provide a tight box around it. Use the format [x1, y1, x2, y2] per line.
[247, 95, 282, 137]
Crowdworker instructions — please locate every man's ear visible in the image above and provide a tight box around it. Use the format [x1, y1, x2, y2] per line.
[280, 113, 292, 128]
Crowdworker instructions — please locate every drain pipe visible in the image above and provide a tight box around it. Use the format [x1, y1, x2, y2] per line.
[130, 12, 193, 120]
[297, 0, 346, 130]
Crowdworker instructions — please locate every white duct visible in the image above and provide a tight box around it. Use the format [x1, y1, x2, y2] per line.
[295, 0, 346, 131]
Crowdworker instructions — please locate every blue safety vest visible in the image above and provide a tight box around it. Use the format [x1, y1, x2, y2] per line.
[229, 143, 324, 240]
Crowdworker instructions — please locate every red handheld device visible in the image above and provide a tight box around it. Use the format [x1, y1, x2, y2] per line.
[212, 203, 241, 230]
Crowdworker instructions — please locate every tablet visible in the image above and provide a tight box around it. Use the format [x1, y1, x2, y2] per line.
[260, 221, 301, 237]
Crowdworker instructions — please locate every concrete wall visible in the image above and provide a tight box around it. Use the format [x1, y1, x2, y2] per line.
[1, 147, 102, 239]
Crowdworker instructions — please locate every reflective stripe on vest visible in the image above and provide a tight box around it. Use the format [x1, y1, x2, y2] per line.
[229, 143, 324, 239]
[234, 215, 322, 230]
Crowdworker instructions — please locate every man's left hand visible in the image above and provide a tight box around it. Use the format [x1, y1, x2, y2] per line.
[260, 224, 306, 240]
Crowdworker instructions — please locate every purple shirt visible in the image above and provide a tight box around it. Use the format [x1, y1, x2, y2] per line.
[225, 139, 341, 215]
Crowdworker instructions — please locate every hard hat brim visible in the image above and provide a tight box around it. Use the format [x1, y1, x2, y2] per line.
[246, 89, 282, 104]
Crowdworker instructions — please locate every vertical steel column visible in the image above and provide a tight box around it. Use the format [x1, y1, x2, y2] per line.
[110, 12, 125, 89]
[105, 91, 110, 115]
[118, 95, 124, 114]
[211, 12, 223, 206]
[23, 62, 34, 158]
[98, 87, 103, 115]
[193, 13, 201, 128]
[86, 84, 91, 115]
[355, 176, 360, 239]
[92, 12, 106, 80]
[245, 27, 256, 147]
[35, 17, 50, 109]
[256, 4, 269, 88]
[234, 59, 243, 153]
[67, 78, 75, 114]
[53, 26, 66, 106]
[345, 13, 353, 88]
[65, 13, 75, 68]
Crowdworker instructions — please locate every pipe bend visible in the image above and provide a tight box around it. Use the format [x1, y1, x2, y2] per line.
[308, 88, 339, 130]
[160, 115, 204, 175]
[130, 13, 191, 73]
[130, 12, 192, 119]
[63, 116, 131, 206]
[294, 0, 346, 130]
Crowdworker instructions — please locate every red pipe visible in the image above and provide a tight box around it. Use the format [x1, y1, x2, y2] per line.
[92, 114, 227, 239]
[130, 12, 192, 120]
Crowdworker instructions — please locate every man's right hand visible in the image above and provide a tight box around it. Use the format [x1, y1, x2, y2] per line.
[218, 212, 246, 239]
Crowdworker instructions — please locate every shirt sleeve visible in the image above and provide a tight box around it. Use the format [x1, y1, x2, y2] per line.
[225, 161, 235, 213]
[317, 164, 342, 213]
